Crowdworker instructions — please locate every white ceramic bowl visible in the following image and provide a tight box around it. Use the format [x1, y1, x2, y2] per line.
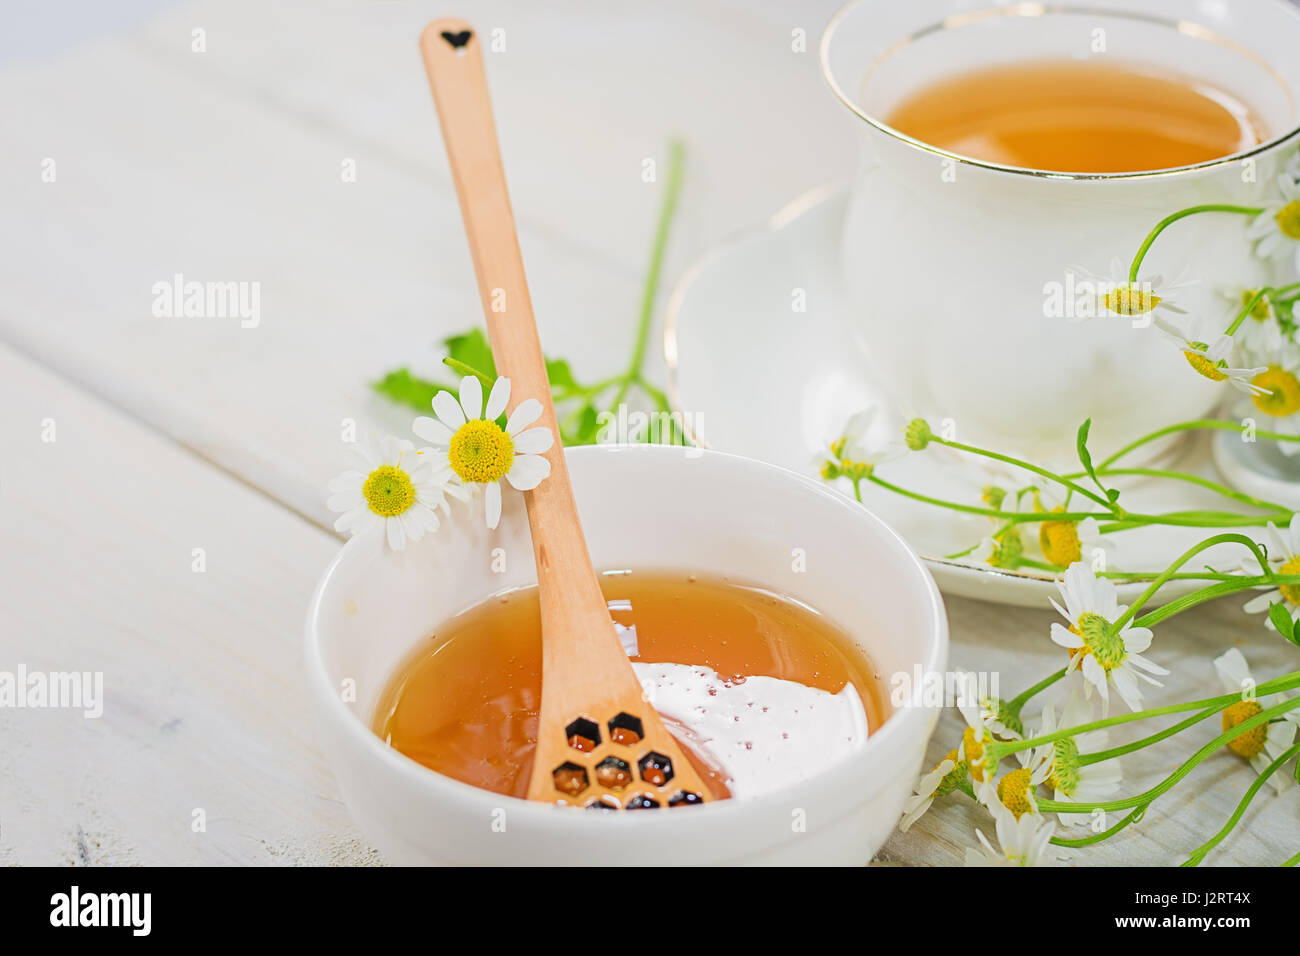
[305, 445, 947, 865]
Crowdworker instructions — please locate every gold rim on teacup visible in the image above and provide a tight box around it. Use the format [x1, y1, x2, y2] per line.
[819, 0, 1300, 182]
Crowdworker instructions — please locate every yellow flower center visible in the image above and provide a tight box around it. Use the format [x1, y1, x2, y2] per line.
[1047, 736, 1080, 795]
[1221, 700, 1267, 758]
[1275, 200, 1300, 240]
[1279, 555, 1300, 606]
[1250, 366, 1300, 417]
[962, 726, 993, 783]
[996, 767, 1037, 820]
[1069, 612, 1127, 673]
[1183, 349, 1228, 382]
[362, 465, 416, 518]
[448, 419, 514, 483]
[1040, 516, 1082, 567]
[1103, 283, 1160, 316]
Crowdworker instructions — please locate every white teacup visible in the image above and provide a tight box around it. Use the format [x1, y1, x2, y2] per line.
[822, 0, 1300, 463]
[305, 445, 947, 865]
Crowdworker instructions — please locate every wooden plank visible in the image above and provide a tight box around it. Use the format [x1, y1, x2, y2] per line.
[0, 0, 857, 533]
[0, 344, 366, 865]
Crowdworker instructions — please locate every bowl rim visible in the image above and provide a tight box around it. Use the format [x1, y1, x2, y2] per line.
[304, 443, 948, 830]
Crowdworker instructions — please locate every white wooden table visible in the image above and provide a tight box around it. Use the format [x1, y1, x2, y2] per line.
[1, 0, 1296, 866]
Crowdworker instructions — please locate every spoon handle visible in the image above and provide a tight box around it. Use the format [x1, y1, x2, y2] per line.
[419, 20, 636, 680]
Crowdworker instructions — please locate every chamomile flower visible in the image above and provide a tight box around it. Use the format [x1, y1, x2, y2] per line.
[1246, 174, 1300, 272]
[899, 749, 964, 831]
[1157, 320, 1266, 395]
[1067, 258, 1192, 320]
[1050, 562, 1169, 713]
[412, 375, 554, 530]
[964, 489, 1032, 569]
[956, 672, 1004, 786]
[969, 528, 1025, 570]
[1213, 647, 1297, 793]
[816, 407, 904, 482]
[963, 802, 1058, 867]
[994, 758, 1050, 820]
[1241, 515, 1300, 631]
[326, 434, 465, 551]
[1027, 692, 1121, 824]
[1244, 344, 1300, 456]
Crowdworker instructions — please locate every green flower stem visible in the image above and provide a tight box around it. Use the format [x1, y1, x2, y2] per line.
[1222, 287, 1270, 338]
[1101, 570, 1252, 582]
[998, 673, 1300, 758]
[1078, 705, 1222, 766]
[1007, 668, 1067, 712]
[1051, 805, 1148, 848]
[1093, 467, 1288, 513]
[635, 376, 671, 411]
[1181, 741, 1300, 866]
[1283, 850, 1300, 867]
[1109, 533, 1271, 631]
[1017, 557, 1062, 572]
[1131, 573, 1300, 631]
[443, 357, 494, 388]
[1099, 419, 1300, 471]
[1037, 695, 1300, 814]
[1128, 204, 1263, 282]
[865, 475, 1099, 522]
[868, 473, 1279, 535]
[928, 436, 1116, 511]
[1096, 511, 1293, 532]
[609, 139, 684, 412]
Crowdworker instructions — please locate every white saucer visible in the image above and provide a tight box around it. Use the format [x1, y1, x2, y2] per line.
[1212, 430, 1300, 512]
[665, 185, 1264, 608]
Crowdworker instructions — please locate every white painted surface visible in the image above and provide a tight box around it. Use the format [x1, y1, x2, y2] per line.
[1, 0, 1296, 865]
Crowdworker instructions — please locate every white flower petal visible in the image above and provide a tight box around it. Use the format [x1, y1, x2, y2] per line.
[505, 453, 551, 491]
[433, 390, 467, 429]
[1121, 626, 1153, 655]
[511, 426, 554, 455]
[326, 491, 364, 513]
[459, 375, 483, 421]
[484, 480, 502, 529]
[1050, 623, 1084, 649]
[485, 377, 510, 421]
[506, 398, 543, 434]
[413, 416, 454, 447]
[1244, 590, 1281, 614]
[385, 517, 406, 551]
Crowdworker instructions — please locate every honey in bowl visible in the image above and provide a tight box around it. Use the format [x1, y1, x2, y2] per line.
[374, 571, 887, 801]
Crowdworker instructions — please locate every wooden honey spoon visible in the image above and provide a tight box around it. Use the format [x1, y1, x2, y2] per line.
[419, 19, 713, 809]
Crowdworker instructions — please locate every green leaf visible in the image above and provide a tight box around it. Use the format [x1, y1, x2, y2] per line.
[553, 403, 599, 446]
[545, 357, 578, 391]
[1076, 419, 1121, 506]
[371, 368, 449, 412]
[1269, 601, 1298, 644]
